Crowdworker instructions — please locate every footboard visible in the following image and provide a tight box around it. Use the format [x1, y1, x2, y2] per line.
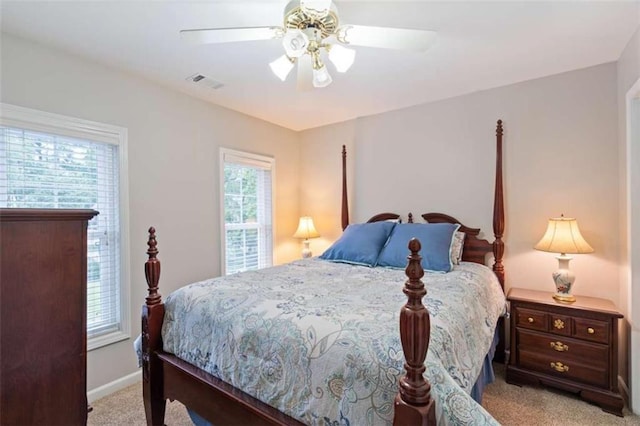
[141, 229, 435, 425]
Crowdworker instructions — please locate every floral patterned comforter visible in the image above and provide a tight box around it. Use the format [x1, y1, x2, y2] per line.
[161, 259, 506, 425]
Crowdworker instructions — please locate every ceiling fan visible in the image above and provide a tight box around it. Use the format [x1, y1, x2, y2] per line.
[180, 0, 437, 90]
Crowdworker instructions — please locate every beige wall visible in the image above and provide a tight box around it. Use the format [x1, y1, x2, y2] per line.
[302, 63, 620, 306]
[0, 33, 301, 392]
[297, 120, 356, 255]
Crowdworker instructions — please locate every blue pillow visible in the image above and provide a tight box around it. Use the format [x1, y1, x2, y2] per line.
[376, 223, 461, 272]
[320, 222, 397, 266]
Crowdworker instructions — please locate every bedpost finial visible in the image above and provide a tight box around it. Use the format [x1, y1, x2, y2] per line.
[408, 238, 421, 255]
[407, 212, 414, 223]
[145, 226, 162, 305]
[342, 145, 346, 156]
[147, 227, 158, 257]
[405, 238, 424, 283]
[496, 119, 503, 136]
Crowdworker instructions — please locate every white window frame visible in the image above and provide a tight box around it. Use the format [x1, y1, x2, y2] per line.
[219, 148, 275, 276]
[0, 103, 131, 351]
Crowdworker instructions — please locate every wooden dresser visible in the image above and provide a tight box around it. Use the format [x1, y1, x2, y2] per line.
[506, 288, 624, 416]
[0, 208, 98, 425]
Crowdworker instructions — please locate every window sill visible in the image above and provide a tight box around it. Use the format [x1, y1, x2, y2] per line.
[88, 329, 130, 351]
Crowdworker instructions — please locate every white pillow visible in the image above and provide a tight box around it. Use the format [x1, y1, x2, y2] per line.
[450, 231, 465, 265]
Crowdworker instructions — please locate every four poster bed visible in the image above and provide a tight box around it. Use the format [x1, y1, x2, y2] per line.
[140, 120, 507, 425]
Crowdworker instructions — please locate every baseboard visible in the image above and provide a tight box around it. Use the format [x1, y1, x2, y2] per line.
[87, 369, 142, 403]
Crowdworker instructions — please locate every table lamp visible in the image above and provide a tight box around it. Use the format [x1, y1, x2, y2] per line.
[534, 214, 594, 303]
[293, 216, 320, 258]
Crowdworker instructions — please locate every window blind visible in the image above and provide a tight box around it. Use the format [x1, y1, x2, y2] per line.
[0, 126, 121, 338]
[222, 151, 273, 275]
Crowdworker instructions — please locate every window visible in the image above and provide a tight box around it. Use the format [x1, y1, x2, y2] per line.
[0, 103, 130, 350]
[220, 148, 274, 275]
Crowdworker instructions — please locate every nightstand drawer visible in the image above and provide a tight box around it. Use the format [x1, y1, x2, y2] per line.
[517, 329, 608, 368]
[573, 317, 609, 344]
[515, 307, 547, 331]
[548, 313, 571, 336]
[519, 349, 608, 388]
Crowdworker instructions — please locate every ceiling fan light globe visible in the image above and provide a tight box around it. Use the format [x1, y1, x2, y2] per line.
[269, 55, 295, 81]
[328, 44, 355, 73]
[312, 65, 332, 88]
[283, 29, 309, 58]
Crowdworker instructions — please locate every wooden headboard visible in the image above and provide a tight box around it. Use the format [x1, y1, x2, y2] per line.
[342, 120, 506, 291]
[367, 212, 496, 264]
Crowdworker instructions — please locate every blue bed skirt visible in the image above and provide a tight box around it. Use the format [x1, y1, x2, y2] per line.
[469, 326, 500, 403]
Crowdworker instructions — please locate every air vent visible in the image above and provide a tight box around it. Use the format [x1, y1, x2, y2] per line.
[186, 73, 224, 90]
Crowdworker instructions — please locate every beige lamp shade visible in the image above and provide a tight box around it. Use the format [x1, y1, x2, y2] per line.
[534, 216, 594, 255]
[293, 216, 320, 240]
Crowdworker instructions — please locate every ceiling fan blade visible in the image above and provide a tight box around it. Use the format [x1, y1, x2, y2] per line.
[297, 55, 313, 92]
[337, 25, 437, 52]
[180, 27, 282, 44]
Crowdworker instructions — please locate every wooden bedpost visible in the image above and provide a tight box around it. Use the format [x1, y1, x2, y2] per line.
[492, 120, 506, 364]
[341, 145, 349, 231]
[394, 239, 436, 426]
[493, 119, 505, 288]
[142, 227, 167, 426]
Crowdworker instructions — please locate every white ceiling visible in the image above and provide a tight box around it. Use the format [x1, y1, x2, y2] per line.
[1, 1, 638, 131]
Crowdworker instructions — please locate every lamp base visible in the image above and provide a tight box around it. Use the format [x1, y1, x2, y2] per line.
[301, 240, 312, 259]
[552, 254, 576, 303]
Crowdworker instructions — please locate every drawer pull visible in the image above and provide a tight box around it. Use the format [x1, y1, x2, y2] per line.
[550, 341, 569, 352]
[587, 327, 595, 334]
[550, 362, 569, 373]
[554, 319, 565, 329]
[527, 317, 534, 323]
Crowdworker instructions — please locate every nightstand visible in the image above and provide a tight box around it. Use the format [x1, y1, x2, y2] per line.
[505, 288, 624, 416]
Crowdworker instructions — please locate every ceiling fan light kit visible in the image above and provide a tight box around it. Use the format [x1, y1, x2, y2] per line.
[180, 0, 437, 90]
[278, 1, 350, 87]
